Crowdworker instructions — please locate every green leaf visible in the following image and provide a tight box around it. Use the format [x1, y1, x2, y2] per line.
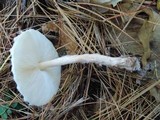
[1, 112, 8, 120]
[13, 103, 24, 110]
[0, 106, 7, 115]
[11, 103, 18, 108]
[6, 109, 12, 115]
[3, 90, 14, 101]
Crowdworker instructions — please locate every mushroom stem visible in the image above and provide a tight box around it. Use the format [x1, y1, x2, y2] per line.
[38, 54, 140, 71]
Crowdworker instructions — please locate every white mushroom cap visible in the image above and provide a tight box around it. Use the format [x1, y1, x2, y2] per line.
[10, 29, 61, 106]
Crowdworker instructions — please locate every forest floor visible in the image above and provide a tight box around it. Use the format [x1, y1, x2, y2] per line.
[0, 0, 160, 119]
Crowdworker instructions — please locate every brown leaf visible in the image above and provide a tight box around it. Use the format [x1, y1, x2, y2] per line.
[41, 21, 77, 54]
[42, 21, 59, 33]
[59, 21, 77, 54]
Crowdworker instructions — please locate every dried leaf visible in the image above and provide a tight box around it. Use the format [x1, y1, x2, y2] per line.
[117, 22, 143, 56]
[138, 8, 155, 67]
[150, 87, 160, 103]
[78, 0, 122, 6]
[91, 0, 122, 6]
[59, 22, 77, 54]
[114, 2, 143, 56]
[119, 2, 140, 23]
[143, 10, 160, 102]
[42, 21, 59, 33]
[41, 21, 77, 54]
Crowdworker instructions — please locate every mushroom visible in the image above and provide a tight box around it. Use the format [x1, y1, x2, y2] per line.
[10, 29, 140, 106]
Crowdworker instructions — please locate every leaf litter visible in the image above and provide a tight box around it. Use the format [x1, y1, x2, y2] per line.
[1, 0, 160, 119]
